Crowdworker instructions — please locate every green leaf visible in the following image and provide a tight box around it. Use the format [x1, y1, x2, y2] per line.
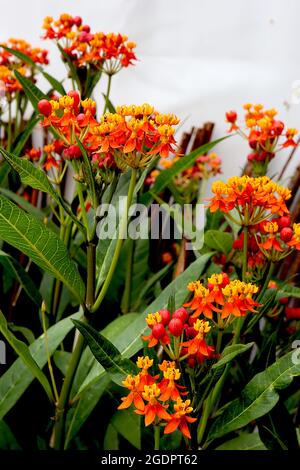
[56, 43, 81, 92]
[204, 230, 233, 255]
[101, 93, 116, 113]
[85, 69, 102, 98]
[0, 147, 60, 202]
[0, 310, 53, 402]
[75, 136, 97, 208]
[103, 423, 119, 450]
[276, 285, 300, 301]
[12, 114, 39, 157]
[8, 324, 35, 345]
[0, 420, 21, 450]
[0, 250, 42, 306]
[53, 351, 71, 376]
[42, 72, 66, 96]
[14, 70, 47, 109]
[142, 137, 229, 205]
[73, 320, 138, 386]
[0, 195, 85, 303]
[2, 46, 67, 96]
[208, 350, 300, 442]
[215, 432, 266, 450]
[0, 311, 82, 419]
[212, 343, 254, 370]
[111, 410, 141, 449]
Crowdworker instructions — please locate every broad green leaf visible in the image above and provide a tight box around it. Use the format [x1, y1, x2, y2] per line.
[12, 114, 39, 156]
[0, 196, 85, 303]
[215, 432, 266, 450]
[0, 420, 21, 450]
[0, 147, 60, 202]
[142, 137, 229, 205]
[14, 70, 47, 109]
[204, 230, 233, 255]
[0, 311, 82, 419]
[212, 343, 254, 370]
[65, 375, 110, 448]
[0, 311, 53, 402]
[208, 350, 300, 441]
[8, 324, 35, 345]
[0, 250, 42, 306]
[53, 351, 71, 376]
[74, 313, 139, 397]
[0, 187, 58, 233]
[257, 401, 298, 450]
[103, 423, 119, 450]
[42, 72, 66, 96]
[111, 410, 141, 449]
[84, 69, 102, 98]
[73, 320, 138, 385]
[56, 43, 81, 92]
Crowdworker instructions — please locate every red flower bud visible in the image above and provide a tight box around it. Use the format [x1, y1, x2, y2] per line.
[73, 16, 82, 27]
[64, 145, 82, 159]
[81, 24, 91, 33]
[285, 307, 300, 320]
[185, 326, 197, 339]
[38, 99, 52, 117]
[172, 307, 188, 323]
[279, 297, 289, 305]
[159, 309, 171, 325]
[152, 323, 166, 340]
[278, 215, 291, 229]
[67, 90, 80, 107]
[271, 120, 284, 136]
[225, 110, 237, 123]
[168, 318, 184, 337]
[187, 357, 196, 368]
[280, 227, 293, 243]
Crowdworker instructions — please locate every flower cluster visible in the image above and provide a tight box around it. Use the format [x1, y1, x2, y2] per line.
[42, 14, 136, 73]
[0, 38, 48, 96]
[226, 104, 298, 175]
[209, 175, 291, 224]
[118, 356, 196, 438]
[142, 306, 215, 366]
[38, 94, 180, 170]
[185, 274, 259, 322]
[233, 215, 300, 264]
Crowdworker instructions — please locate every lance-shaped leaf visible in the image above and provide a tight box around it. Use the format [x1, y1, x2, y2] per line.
[0, 311, 53, 402]
[207, 350, 300, 442]
[14, 70, 47, 109]
[0, 250, 42, 306]
[212, 343, 254, 371]
[73, 320, 138, 385]
[0, 311, 82, 419]
[0, 196, 85, 303]
[0, 147, 85, 233]
[204, 230, 233, 255]
[12, 113, 39, 157]
[141, 136, 230, 205]
[2, 46, 66, 95]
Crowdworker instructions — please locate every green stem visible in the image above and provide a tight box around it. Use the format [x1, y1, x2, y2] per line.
[197, 395, 212, 445]
[77, 182, 90, 241]
[91, 168, 137, 313]
[51, 325, 86, 449]
[154, 425, 160, 451]
[121, 238, 134, 314]
[7, 100, 12, 151]
[103, 74, 112, 114]
[242, 225, 248, 282]
[86, 243, 96, 310]
[216, 329, 223, 354]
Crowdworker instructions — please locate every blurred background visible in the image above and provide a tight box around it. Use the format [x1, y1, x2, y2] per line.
[1, 0, 300, 185]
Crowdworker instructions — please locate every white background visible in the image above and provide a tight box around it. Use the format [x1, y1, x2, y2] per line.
[1, 0, 300, 188]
